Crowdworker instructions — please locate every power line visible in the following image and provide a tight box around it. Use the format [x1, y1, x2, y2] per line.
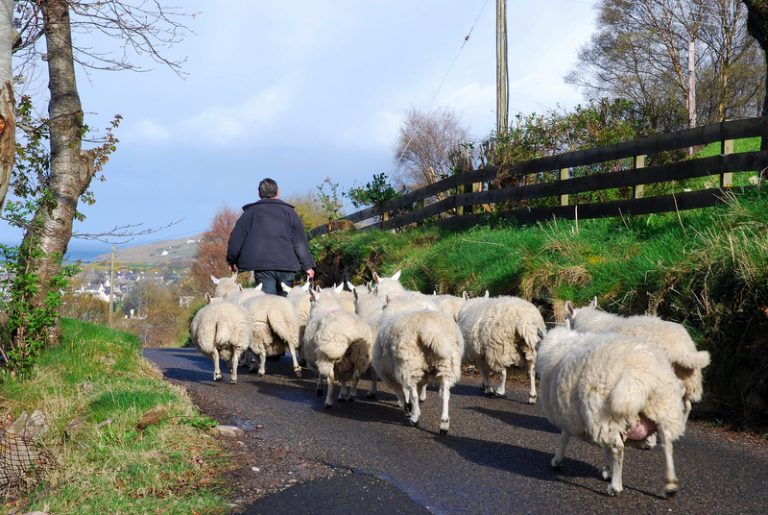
[395, 0, 492, 168]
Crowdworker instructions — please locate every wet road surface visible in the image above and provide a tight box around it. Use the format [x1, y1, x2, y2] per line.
[146, 348, 768, 514]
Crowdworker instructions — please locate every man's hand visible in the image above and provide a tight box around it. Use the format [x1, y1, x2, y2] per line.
[306, 268, 315, 280]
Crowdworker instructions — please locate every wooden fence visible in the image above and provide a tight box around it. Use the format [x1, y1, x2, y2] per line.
[309, 116, 768, 238]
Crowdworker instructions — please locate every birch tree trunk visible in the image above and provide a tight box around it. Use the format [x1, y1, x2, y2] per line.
[19, 0, 92, 343]
[0, 0, 16, 211]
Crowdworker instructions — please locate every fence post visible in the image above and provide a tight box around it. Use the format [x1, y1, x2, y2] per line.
[720, 139, 734, 188]
[633, 155, 646, 199]
[456, 181, 465, 216]
[559, 168, 569, 206]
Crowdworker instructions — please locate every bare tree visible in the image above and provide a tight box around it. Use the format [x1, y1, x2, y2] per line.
[394, 106, 471, 189]
[568, 0, 763, 128]
[743, 0, 768, 116]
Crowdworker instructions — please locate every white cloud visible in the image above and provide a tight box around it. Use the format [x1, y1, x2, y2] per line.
[181, 84, 293, 146]
[335, 109, 402, 151]
[120, 119, 171, 144]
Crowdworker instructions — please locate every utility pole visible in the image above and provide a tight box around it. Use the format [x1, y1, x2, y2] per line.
[108, 244, 115, 327]
[688, 38, 696, 129]
[496, 0, 508, 136]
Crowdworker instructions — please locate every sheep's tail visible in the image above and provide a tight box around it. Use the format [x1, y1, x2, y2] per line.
[318, 337, 351, 362]
[608, 369, 653, 419]
[676, 349, 711, 371]
[416, 319, 454, 361]
[267, 308, 299, 349]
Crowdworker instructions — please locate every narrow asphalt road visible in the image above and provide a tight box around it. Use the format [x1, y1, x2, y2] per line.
[145, 348, 768, 514]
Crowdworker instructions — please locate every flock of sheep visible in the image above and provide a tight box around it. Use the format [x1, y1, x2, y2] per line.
[190, 271, 711, 497]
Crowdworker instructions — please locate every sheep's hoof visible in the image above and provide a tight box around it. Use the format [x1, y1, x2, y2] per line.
[409, 419, 419, 427]
[492, 391, 507, 398]
[324, 403, 333, 409]
[230, 379, 237, 384]
[606, 485, 622, 496]
[439, 429, 448, 436]
[293, 367, 302, 377]
[664, 480, 679, 498]
[257, 371, 265, 377]
[315, 389, 324, 397]
[527, 395, 537, 405]
[214, 376, 222, 382]
[550, 458, 562, 469]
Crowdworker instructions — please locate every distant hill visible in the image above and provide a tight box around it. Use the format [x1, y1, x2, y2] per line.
[94, 235, 203, 266]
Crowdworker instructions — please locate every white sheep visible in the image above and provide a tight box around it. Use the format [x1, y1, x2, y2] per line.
[457, 296, 545, 403]
[241, 294, 302, 377]
[537, 324, 687, 496]
[302, 290, 374, 408]
[210, 274, 265, 303]
[372, 269, 406, 298]
[189, 295, 251, 384]
[372, 295, 464, 434]
[430, 292, 468, 322]
[564, 299, 711, 418]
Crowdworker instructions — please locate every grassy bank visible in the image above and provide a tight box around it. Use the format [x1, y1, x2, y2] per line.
[311, 186, 768, 430]
[0, 319, 230, 514]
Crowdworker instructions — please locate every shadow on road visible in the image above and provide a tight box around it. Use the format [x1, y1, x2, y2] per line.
[468, 406, 560, 434]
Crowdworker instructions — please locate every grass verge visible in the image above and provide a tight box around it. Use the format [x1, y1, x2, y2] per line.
[0, 318, 230, 514]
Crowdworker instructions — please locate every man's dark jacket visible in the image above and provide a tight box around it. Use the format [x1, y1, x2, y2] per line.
[226, 198, 316, 273]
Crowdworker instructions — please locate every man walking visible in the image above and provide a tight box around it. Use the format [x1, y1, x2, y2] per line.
[227, 178, 315, 296]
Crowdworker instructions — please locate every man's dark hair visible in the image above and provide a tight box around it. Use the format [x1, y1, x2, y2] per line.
[259, 178, 278, 198]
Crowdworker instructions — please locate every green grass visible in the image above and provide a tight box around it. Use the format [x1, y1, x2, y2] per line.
[313, 186, 768, 429]
[0, 318, 231, 514]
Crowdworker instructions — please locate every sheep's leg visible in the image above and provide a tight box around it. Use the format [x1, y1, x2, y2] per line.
[658, 427, 679, 497]
[439, 377, 451, 435]
[601, 447, 612, 480]
[315, 376, 324, 397]
[255, 349, 266, 376]
[324, 372, 335, 408]
[286, 344, 302, 377]
[479, 363, 493, 396]
[349, 369, 360, 401]
[337, 378, 348, 402]
[551, 431, 569, 469]
[419, 382, 428, 401]
[527, 361, 537, 404]
[403, 386, 412, 412]
[495, 368, 507, 397]
[408, 384, 420, 426]
[212, 348, 222, 382]
[366, 370, 378, 399]
[394, 388, 408, 411]
[230, 350, 240, 384]
[606, 440, 625, 496]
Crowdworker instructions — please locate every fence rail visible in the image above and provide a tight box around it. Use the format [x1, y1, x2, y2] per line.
[310, 117, 768, 237]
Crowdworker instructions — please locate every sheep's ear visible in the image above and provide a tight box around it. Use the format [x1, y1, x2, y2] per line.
[281, 282, 292, 292]
[334, 283, 344, 294]
[353, 289, 359, 302]
[366, 282, 373, 293]
[462, 291, 469, 300]
[483, 290, 490, 298]
[345, 280, 354, 291]
[238, 284, 244, 292]
[565, 301, 575, 318]
[255, 283, 263, 291]
[210, 275, 220, 285]
[432, 290, 437, 296]
[205, 292, 213, 304]
[372, 272, 381, 282]
[590, 296, 598, 308]
[564, 318, 573, 330]
[302, 282, 311, 292]
[309, 289, 318, 302]
[231, 272, 238, 281]
[391, 270, 401, 281]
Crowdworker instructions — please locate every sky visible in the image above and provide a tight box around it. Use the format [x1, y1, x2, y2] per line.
[2, 0, 599, 254]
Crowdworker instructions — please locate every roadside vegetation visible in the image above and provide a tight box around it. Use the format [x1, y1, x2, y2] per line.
[310, 186, 768, 431]
[0, 318, 230, 513]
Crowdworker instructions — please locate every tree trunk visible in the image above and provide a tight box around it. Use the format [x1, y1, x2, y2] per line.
[0, 0, 16, 211]
[19, 0, 91, 343]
